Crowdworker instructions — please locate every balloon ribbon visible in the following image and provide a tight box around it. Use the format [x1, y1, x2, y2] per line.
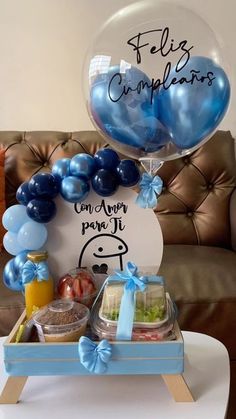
[136, 173, 163, 208]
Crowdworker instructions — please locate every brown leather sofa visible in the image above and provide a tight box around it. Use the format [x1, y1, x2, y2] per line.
[0, 130, 235, 418]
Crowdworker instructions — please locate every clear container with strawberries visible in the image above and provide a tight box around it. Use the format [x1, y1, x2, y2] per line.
[57, 268, 97, 308]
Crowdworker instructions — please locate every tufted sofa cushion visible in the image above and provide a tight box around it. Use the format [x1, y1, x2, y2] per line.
[157, 131, 236, 248]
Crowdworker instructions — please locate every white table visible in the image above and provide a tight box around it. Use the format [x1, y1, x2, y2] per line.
[0, 332, 230, 419]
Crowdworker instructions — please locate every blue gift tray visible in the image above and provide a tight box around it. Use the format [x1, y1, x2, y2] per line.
[3, 311, 184, 377]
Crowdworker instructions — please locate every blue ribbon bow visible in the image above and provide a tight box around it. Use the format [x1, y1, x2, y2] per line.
[109, 261, 148, 292]
[78, 336, 112, 374]
[22, 260, 49, 285]
[136, 173, 163, 208]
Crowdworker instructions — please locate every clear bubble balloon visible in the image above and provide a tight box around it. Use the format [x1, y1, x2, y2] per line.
[83, 0, 231, 163]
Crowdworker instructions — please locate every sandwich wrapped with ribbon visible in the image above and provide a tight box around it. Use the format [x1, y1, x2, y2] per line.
[91, 261, 176, 341]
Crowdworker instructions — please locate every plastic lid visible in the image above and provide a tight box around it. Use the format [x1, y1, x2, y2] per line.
[33, 299, 90, 328]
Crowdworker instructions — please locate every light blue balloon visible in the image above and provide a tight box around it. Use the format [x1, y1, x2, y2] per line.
[17, 221, 48, 250]
[3, 231, 24, 255]
[60, 176, 90, 203]
[158, 56, 231, 149]
[2, 204, 31, 233]
[52, 158, 71, 180]
[70, 154, 97, 180]
[3, 258, 24, 291]
[13, 250, 29, 276]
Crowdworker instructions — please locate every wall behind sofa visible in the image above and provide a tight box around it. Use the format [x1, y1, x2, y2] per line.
[0, 0, 235, 137]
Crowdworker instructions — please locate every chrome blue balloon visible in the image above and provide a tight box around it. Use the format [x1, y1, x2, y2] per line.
[60, 176, 90, 203]
[2, 204, 31, 233]
[29, 173, 60, 199]
[158, 56, 231, 149]
[90, 66, 167, 153]
[91, 169, 118, 197]
[13, 250, 29, 276]
[3, 259, 24, 292]
[70, 154, 97, 180]
[52, 158, 71, 180]
[27, 199, 57, 223]
[94, 148, 120, 171]
[16, 181, 34, 206]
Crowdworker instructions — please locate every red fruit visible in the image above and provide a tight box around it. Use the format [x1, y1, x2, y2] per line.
[58, 275, 74, 299]
[72, 278, 82, 298]
[80, 278, 96, 296]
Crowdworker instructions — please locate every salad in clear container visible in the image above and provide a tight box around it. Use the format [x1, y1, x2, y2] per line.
[99, 281, 166, 328]
[92, 293, 176, 341]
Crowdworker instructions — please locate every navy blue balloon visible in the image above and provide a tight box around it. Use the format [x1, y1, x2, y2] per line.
[16, 182, 35, 206]
[13, 250, 29, 276]
[27, 199, 57, 223]
[60, 176, 90, 203]
[3, 259, 24, 292]
[29, 173, 60, 199]
[158, 56, 231, 149]
[94, 148, 120, 171]
[91, 169, 118, 197]
[90, 66, 168, 154]
[116, 160, 140, 187]
[70, 154, 97, 179]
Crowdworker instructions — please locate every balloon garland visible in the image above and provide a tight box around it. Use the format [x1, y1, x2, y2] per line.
[2, 148, 141, 292]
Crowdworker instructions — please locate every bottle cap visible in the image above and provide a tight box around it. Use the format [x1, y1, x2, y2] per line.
[27, 251, 48, 263]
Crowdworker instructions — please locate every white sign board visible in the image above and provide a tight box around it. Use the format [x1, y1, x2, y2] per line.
[46, 188, 163, 280]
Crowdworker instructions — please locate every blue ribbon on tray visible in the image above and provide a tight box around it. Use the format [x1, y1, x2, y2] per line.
[78, 336, 112, 374]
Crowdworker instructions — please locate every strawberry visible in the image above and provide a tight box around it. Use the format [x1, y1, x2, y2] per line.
[80, 278, 96, 296]
[72, 278, 82, 298]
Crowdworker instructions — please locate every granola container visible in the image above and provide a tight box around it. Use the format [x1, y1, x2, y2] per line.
[33, 299, 89, 342]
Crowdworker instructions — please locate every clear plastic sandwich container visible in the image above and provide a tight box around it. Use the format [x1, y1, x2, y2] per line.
[99, 281, 167, 328]
[91, 293, 176, 341]
[33, 299, 90, 342]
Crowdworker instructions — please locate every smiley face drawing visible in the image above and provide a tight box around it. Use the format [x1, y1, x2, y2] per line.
[78, 233, 128, 273]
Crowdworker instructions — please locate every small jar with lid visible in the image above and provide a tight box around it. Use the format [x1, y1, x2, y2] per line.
[23, 251, 54, 318]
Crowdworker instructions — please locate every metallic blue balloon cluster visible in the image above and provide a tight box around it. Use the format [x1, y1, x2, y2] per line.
[52, 148, 140, 201]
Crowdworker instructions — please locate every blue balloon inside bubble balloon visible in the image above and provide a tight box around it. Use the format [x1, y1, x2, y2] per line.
[90, 65, 169, 154]
[157, 56, 231, 149]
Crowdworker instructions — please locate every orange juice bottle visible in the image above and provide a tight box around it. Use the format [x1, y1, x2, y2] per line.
[24, 251, 54, 318]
